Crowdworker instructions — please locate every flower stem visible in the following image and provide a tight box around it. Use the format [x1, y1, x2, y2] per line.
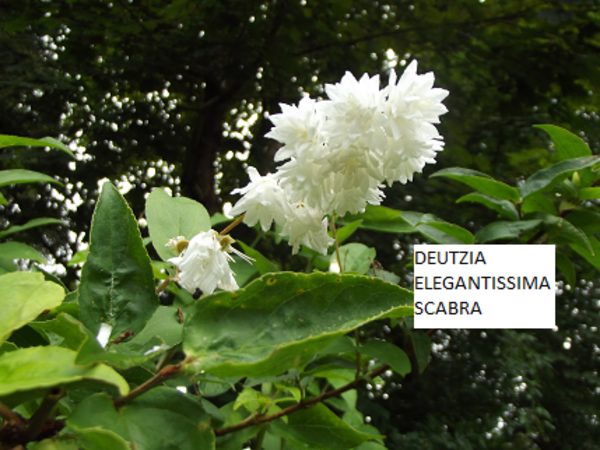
[329, 213, 343, 273]
[219, 213, 246, 236]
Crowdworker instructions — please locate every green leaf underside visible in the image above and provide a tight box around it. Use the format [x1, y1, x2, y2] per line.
[270, 403, 382, 450]
[359, 340, 411, 376]
[79, 183, 159, 341]
[0, 346, 129, 403]
[0, 134, 75, 158]
[534, 124, 592, 160]
[0, 272, 64, 344]
[475, 220, 542, 243]
[145, 187, 211, 262]
[335, 243, 376, 274]
[0, 169, 62, 187]
[68, 388, 215, 450]
[457, 192, 519, 220]
[183, 272, 413, 378]
[0, 217, 66, 239]
[519, 156, 600, 199]
[431, 167, 520, 201]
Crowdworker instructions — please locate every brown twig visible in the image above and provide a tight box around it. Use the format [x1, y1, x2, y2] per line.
[24, 387, 65, 442]
[0, 401, 22, 424]
[113, 364, 183, 408]
[214, 363, 390, 436]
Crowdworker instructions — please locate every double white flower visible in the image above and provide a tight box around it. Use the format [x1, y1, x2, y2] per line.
[168, 231, 240, 295]
[230, 60, 449, 255]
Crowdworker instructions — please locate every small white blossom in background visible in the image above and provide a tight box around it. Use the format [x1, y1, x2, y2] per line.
[168, 230, 239, 295]
[229, 59, 448, 255]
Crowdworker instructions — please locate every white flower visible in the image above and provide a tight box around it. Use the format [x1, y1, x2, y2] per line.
[168, 230, 238, 295]
[280, 202, 334, 255]
[229, 167, 288, 231]
[378, 60, 449, 183]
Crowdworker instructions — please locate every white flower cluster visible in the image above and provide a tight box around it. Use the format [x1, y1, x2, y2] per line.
[230, 60, 449, 255]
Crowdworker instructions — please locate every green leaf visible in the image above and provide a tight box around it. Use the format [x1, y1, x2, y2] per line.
[556, 251, 576, 287]
[334, 243, 376, 274]
[0, 169, 62, 187]
[565, 209, 600, 235]
[239, 241, 278, 274]
[331, 219, 363, 244]
[303, 355, 357, 376]
[359, 340, 411, 376]
[145, 188, 211, 262]
[0, 134, 75, 158]
[344, 205, 423, 233]
[579, 187, 600, 200]
[534, 124, 592, 160]
[68, 388, 215, 450]
[215, 402, 260, 450]
[532, 213, 593, 254]
[210, 212, 232, 227]
[183, 272, 413, 378]
[457, 192, 519, 220]
[29, 313, 103, 363]
[234, 387, 270, 413]
[570, 235, 600, 272]
[520, 156, 600, 199]
[521, 192, 557, 215]
[0, 192, 6, 205]
[79, 183, 159, 341]
[0, 217, 66, 239]
[409, 331, 432, 374]
[0, 346, 129, 405]
[0, 272, 64, 344]
[196, 373, 241, 398]
[416, 216, 474, 244]
[431, 167, 520, 201]
[74, 428, 131, 450]
[68, 248, 89, 266]
[0, 242, 46, 263]
[474, 220, 542, 243]
[230, 254, 259, 287]
[30, 439, 78, 450]
[270, 403, 382, 450]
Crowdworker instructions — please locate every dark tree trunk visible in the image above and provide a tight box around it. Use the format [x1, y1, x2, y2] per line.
[183, 79, 226, 215]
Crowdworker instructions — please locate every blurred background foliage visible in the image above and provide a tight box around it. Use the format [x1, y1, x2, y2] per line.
[1, 0, 600, 448]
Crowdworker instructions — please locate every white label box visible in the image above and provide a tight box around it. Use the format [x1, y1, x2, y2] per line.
[413, 245, 555, 329]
